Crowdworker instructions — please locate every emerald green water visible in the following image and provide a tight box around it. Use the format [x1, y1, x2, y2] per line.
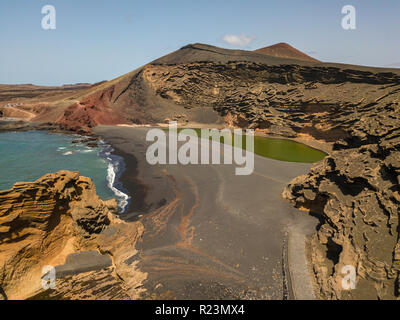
[165, 128, 326, 163]
[252, 135, 326, 163]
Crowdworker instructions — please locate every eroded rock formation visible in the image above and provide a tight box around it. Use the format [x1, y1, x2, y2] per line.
[0, 171, 145, 300]
[283, 119, 400, 299]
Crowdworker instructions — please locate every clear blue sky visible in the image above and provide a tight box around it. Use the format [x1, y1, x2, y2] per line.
[1, 0, 399, 85]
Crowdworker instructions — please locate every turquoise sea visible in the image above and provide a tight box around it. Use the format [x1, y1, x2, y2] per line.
[0, 130, 129, 212]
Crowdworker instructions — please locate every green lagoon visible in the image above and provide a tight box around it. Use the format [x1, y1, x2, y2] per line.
[165, 128, 327, 163]
[252, 135, 326, 163]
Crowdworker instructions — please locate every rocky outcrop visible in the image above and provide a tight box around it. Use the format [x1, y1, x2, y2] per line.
[55, 86, 123, 130]
[278, 68, 400, 299]
[0, 171, 145, 300]
[0, 121, 94, 136]
[283, 122, 400, 299]
[139, 62, 400, 139]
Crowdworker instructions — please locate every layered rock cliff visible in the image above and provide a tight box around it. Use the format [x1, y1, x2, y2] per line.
[0, 171, 145, 300]
[283, 112, 400, 299]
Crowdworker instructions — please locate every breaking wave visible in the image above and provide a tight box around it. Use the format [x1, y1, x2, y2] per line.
[99, 141, 130, 213]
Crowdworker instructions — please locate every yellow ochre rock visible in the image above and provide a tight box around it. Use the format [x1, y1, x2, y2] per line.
[0, 170, 144, 300]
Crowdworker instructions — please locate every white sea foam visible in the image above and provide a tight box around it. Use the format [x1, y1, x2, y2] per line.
[62, 151, 73, 155]
[106, 156, 130, 213]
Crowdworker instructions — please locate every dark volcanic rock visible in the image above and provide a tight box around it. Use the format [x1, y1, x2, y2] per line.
[283, 125, 400, 299]
[86, 142, 98, 148]
[139, 62, 400, 142]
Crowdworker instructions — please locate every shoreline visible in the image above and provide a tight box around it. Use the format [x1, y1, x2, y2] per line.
[98, 141, 131, 213]
[101, 144, 148, 216]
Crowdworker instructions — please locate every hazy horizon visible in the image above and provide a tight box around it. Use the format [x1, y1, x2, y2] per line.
[1, 0, 399, 86]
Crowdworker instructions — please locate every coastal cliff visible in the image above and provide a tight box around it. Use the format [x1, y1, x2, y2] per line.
[0, 171, 145, 300]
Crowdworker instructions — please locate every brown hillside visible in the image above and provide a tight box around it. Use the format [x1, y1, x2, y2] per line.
[254, 42, 320, 62]
[2, 43, 400, 132]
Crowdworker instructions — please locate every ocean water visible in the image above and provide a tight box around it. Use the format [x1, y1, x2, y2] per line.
[0, 130, 129, 212]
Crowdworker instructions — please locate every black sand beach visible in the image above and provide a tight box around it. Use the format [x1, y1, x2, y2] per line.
[94, 125, 319, 300]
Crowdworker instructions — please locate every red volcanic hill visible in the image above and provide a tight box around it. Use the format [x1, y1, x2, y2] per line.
[254, 43, 320, 62]
[4, 43, 400, 133]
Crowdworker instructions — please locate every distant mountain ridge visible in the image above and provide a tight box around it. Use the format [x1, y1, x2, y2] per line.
[254, 42, 320, 62]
